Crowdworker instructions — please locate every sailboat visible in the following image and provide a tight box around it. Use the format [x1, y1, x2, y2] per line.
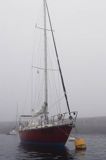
[18, 0, 77, 147]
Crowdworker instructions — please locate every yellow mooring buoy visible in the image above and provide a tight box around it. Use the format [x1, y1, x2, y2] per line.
[74, 138, 86, 150]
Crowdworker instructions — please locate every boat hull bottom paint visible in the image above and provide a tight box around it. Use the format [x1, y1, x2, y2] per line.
[20, 141, 65, 147]
[19, 124, 72, 146]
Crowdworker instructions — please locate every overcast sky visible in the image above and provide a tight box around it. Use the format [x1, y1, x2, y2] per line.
[0, 0, 106, 121]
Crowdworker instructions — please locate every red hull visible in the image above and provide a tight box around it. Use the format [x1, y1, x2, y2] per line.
[19, 124, 72, 146]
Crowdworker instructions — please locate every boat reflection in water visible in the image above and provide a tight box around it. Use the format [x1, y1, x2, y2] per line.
[18, 143, 75, 160]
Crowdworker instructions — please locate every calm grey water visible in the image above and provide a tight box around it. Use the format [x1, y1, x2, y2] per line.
[0, 134, 106, 160]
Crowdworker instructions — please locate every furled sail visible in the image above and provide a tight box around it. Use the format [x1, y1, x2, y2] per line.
[33, 102, 47, 117]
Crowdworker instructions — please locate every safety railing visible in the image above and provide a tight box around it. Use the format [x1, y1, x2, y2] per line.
[18, 111, 78, 130]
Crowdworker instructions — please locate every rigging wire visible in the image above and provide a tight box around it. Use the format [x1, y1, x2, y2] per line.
[32, 23, 46, 110]
[47, 39, 62, 114]
[45, 1, 71, 116]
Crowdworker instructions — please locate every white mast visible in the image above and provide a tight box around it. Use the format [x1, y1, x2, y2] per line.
[43, 0, 48, 115]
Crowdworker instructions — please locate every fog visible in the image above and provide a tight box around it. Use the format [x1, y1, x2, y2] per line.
[0, 0, 106, 121]
[0, 117, 106, 134]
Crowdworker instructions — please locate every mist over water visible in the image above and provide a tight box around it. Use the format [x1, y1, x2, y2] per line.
[0, 0, 106, 159]
[0, 117, 106, 134]
[75, 117, 106, 134]
[0, 133, 106, 160]
[0, 117, 106, 159]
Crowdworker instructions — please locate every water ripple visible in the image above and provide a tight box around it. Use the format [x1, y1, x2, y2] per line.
[0, 134, 106, 160]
